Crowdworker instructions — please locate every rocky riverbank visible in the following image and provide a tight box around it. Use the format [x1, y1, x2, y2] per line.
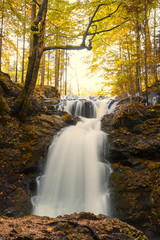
[0, 72, 78, 217]
[101, 101, 160, 237]
[0, 212, 147, 240]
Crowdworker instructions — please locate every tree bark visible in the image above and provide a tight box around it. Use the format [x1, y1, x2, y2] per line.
[41, 52, 45, 89]
[65, 50, 68, 95]
[135, 8, 141, 94]
[29, 0, 37, 55]
[144, 0, 148, 105]
[0, 0, 4, 72]
[15, 37, 19, 82]
[14, 0, 48, 121]
[47, 52, 50, 85]
[21, 0, 26, 83]
[55, 49, 60, 90]
[153, 9, 158, 83]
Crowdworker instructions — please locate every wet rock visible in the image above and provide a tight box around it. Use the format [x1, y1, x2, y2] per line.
[102, 102, 160, 236]
[148, 92, 160, 105]
[68, 100, 96, 118]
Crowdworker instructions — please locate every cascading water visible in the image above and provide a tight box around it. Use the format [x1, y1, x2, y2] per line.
[32, 98, 114, 218]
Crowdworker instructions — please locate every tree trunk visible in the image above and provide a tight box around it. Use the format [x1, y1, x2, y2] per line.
[21, 0, 26, 83]
[135, 9, 141, 94]
[29, 0, 36, 54]
[55, 49, 60, 90]
[127, 45, 134, 96]
[0, 0, 4, 72]
[153, 9, 158, 83]
[59, 50, 64, 94]
[41, 52, 45, 89]
[144, 0, 148, 105]
[65, 50, 68, 95]
[15, 37, 19, 82]
[14, 0, 48, 121]
[47, 52, 50, 85]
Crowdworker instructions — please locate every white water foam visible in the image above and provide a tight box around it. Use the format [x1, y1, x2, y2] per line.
[32, 99, 113, 218]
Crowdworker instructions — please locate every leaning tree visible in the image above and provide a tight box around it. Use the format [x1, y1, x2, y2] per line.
[14, 0, 129, 121]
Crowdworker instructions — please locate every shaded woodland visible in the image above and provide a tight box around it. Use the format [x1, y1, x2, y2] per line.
[0, 0, 159, 120]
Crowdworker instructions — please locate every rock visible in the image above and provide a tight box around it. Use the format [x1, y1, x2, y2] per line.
[3, 187, 32, 217]
[69, 100, 96, 118]
[0, 72, 21, 97]
[43, 85, 60, 99]
[0, 112, 77, 218]
[101, 101, 160, 237]
[148, 92, 160, 105]
[0, 213, 147, 240]
[0, 86, 9, 113]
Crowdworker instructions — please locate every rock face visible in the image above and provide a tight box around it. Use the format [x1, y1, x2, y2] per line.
[0, 73, 78, 218]
[0, 212, 147, 240]
[101, 102, 160, 237]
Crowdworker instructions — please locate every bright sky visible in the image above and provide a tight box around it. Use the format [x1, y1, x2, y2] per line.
[68, 50, 102, 95]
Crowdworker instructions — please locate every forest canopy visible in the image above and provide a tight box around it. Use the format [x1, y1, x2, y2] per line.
[0, 0, 160, 99]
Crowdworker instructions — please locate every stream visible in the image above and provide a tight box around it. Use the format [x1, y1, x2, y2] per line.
[32, 98, 117, 218]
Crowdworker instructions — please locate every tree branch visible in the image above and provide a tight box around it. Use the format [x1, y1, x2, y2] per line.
[33, 0, 48, 27]
[44, 3, 129, 53]
[44, 44, 92, 51]
[81, 4, 105, 46]
[88, 18, 131, 36]
[33, 0, 41, 7]
[92, 2, 123, 23]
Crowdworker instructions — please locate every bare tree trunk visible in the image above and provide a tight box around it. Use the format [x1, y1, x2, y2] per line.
[21, 0, 26, 83]
[0, 0, 4, 72]
[65, 50, 68, 95]
[144, 0, 148, 105]
[29, 0, 36, 54]
[41, 52, 45, 89]
[55, 49, 60, 90]
[127, 45, 134, 96]
[14, 0, 48, 121]
[135, 8, 141, 94]
[15, 37, 19, 82]
[47, 52, 50, 85]
[59, 50, 64, 94]
[153, 9, 158, 83]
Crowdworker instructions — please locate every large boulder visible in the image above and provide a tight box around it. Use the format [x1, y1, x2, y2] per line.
[101, 102, 160, 237]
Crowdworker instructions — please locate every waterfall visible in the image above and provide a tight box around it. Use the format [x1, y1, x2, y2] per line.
[32, 98, 113, 218]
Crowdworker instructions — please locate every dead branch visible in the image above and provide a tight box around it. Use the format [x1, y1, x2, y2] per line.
[92, 2, 123, 23]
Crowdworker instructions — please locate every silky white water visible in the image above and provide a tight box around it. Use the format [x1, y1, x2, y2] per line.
[32, 99, 113, 218]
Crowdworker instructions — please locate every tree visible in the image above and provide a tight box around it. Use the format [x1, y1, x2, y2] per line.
[0, 0, 4, 72]
[88, 0, 159, 97]
[14, 0, 129, 121]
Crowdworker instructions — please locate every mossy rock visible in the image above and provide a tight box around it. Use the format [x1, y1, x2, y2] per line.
[112, 102, 145, 129]
[0, 72, 20, 96]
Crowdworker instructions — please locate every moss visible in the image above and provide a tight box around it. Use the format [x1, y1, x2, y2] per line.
[0, 96, 8, 113]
